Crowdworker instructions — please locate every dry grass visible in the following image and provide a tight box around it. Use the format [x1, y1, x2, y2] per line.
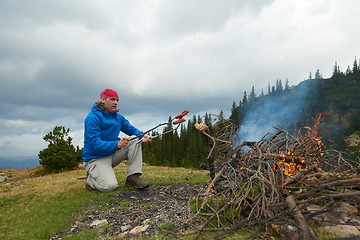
[0, 164, 210, 240]
[1, 165, 209, 199]
[1, 167, 87, 199]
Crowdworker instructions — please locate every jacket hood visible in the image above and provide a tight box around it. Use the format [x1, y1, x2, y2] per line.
[94, 101, 119, 113]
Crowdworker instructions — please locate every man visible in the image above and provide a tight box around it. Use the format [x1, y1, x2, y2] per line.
[82, 88, 152, 192]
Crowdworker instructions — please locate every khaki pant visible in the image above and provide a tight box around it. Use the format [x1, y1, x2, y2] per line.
[84, 137, 143, 192]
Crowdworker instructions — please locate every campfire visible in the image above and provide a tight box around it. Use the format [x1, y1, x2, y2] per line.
[190, 114, 360, 240]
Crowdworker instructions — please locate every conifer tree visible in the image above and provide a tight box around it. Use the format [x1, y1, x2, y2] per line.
[315, 69, 322, 79]
[242, 91, 248, 104]
[285, 78, 290, 90]
[353, 56, 359, 72]
[276, 79, 283, 92]
[260, 88, 265, 97]
[38, 126, 81, 172]
[230, 101, 240, 126]
[249, 86, 256, 101]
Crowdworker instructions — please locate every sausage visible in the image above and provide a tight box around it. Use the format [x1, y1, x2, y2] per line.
[175, 110, 189, 119]
[173, 118, 186, 124]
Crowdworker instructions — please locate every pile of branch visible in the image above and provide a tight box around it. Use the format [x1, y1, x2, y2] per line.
[188, 116, 360, 240]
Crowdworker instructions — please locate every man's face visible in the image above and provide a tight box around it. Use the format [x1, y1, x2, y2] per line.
[102, 97, 119, 113]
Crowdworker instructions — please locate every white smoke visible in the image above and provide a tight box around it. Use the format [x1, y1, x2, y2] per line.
[238, 82, 313, 143]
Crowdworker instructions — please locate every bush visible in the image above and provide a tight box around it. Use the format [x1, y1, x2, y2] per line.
[38, 126, 82, 172]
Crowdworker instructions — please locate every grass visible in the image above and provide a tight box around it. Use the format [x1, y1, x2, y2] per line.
[0, 165, 209, 240]
[0, 165, 337, 240]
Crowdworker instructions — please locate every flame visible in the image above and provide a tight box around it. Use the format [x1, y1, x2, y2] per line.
[274, 108, 333, 178]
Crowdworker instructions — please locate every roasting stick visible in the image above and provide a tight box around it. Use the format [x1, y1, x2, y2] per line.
[135, 123, 182, 144]
[128, 110, 189, 144]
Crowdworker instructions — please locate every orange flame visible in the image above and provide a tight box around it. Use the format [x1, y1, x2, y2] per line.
[275, 108, 333, 178]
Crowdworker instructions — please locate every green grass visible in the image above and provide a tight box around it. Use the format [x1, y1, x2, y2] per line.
[0, 165, 342, 240]
[0, 165, 209, 240]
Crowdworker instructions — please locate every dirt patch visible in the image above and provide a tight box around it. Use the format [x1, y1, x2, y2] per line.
[50, 183, 206, 239]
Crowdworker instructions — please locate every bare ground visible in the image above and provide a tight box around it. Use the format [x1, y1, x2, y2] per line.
[50, 183, 206, 239]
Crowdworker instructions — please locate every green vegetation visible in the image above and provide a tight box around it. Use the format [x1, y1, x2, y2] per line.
[20, 57, 359, 239]
[143, 58, 360, 168]
[36, 59, 360, 174]
[0, 165, 209, 240]
[229, 58, 360, 154]
[156, 222, 176, 232]
[38, 126, 82, 172]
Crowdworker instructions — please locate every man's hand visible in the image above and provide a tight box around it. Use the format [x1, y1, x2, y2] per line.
[117, 137, 130, 149]
[142, 135, 152, 143]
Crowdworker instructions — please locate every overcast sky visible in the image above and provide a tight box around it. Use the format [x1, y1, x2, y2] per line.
[1, 0, 359, 159]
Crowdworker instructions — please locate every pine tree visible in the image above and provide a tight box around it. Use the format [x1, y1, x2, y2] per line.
[230, 101, 240, 126]
[353, 56, 358, 72]
[315, 69, 322, 79]
[285, 78, 290, 90]
[260, 88, 265, 97]
[276, 79, 283, 92]
[38, 126, 81, 172]
[249, 86, 256, 101]
[242, 91, 248, 104]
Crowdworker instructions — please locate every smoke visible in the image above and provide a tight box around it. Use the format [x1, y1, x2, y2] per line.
[238, 81, 314, 143]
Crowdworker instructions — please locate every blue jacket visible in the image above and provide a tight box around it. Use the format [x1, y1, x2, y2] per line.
[82, 104, 143, 162]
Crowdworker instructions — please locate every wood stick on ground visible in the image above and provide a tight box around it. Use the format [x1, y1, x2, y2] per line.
[286, 195, 318, 240]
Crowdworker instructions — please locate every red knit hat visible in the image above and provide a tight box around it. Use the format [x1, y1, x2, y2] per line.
[100, 89, 119, 100]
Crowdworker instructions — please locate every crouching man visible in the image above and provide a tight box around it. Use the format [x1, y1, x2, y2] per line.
[82, 88, 152, 192]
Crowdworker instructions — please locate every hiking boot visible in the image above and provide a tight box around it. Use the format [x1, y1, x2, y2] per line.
[85, 182, 95, 191]
[125, 174, 149, 189]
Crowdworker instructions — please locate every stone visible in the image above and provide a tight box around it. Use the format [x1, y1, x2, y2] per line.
[143, 219, 151, 225]
[90, 219, 108, 228]
[340, 202, 358, 216]
[324, 225, 360, 237]
[121, 225, 131, 232]
[0, 176, 8, 182]
[130, 226, 143, 235]
[141, 225, 149, 232]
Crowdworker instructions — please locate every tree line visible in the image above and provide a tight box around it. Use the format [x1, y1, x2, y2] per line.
[39, 57, 360, 172]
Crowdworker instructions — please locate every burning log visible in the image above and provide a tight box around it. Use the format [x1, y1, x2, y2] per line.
[187, 114, 360, 240]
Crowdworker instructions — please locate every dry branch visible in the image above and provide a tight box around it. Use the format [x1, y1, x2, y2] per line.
[286, 195, 317, 240]
[187, 115, 360, 240]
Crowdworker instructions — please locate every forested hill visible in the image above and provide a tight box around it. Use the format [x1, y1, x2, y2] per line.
[143, 59, 360, 169]
[230, 59, 360, 152]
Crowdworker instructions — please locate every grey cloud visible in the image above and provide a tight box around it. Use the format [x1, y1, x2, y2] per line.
[154, 0, 274, 37]
[0, 0, 360, 158]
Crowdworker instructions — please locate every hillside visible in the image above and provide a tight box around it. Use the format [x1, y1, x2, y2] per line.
[0, 165, 211, 239]
[232, 61, 360, 152]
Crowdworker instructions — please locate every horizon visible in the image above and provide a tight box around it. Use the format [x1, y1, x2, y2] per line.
[1, 0, 359, 161]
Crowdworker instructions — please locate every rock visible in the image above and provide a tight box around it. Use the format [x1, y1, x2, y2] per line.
[324, 225, 360, 237]
[143, 219, 151, 225]
[120, 225, 131, 232]
[90, 219, 108, 228]
[130, 226, 143, 235]
[0, 176, 8, 182]
[340, 202, 358, 216]
[141, 225, 149, 232]
[129, 225, 150, 235]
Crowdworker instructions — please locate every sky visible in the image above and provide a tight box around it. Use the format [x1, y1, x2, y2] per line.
[1, 0, 360, 160]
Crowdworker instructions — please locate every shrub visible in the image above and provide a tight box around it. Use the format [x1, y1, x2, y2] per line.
[38, 126, 82, 172]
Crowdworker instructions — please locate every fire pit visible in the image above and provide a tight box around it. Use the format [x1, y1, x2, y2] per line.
[190, 115, 360, 240]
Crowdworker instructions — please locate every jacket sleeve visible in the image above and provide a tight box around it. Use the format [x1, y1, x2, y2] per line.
[85, 114, 119, 153]
[119, 116, 143, 138]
